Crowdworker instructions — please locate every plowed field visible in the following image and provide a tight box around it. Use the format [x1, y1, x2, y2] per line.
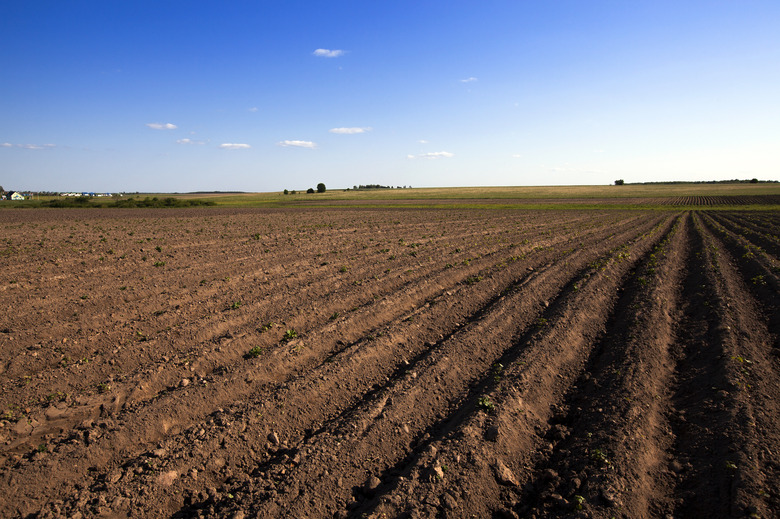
[1, 206, 778, 518]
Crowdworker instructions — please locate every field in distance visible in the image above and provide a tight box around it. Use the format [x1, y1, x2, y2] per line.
[178, 182, 780, 209]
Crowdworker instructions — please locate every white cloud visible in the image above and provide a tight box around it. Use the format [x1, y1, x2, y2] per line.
[459, 77, 478, 83]
[177, 138, 207, 145]
[146, 122, 178, 130]
[407, 151, 454, 159]
[248, 107, 258, 112]
[512, 154, 523, 158]
[417, 139, 429, 144]
[1, 143, 55, 150]
[278, 140, 317, 149]
[329, 127, 371, 134]
[219, 143, 251, 150]
[313, 48, 345, 58]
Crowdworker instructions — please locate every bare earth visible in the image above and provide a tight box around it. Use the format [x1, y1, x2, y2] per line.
[0, 206, 778, 518]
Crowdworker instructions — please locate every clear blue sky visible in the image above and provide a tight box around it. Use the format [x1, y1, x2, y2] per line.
[2, 1, 779, 192]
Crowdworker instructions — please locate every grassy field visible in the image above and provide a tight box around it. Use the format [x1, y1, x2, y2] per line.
[178, 183, 780, 210]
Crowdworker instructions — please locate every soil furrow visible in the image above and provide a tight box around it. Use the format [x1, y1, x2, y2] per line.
[195, 214, 670, 518]
[354, 214, 677, 518]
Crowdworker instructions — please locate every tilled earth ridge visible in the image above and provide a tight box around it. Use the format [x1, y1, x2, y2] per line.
[0, 207, 777, 518]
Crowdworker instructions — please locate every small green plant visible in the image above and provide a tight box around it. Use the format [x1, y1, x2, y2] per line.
[283, 329, 298, 341]
[155, 246, 162, 252]
[247, 346, 263, 358]
[477, 396, 495, 413]
[534, 317, 548, 328]
[80, 294, 89, 300]
[258, 322, 275, 333]
[97, 382, 111, 393]
[492, 362, 504, 383]
[751, 275, 766, 286]
[339, 265, 348, 273]
[153, 261, 165, 267]
[329, 312, 340, 321]
[229, 301, 241, 310]
[725, 461, 737, 470]
[590, 448, 611, 466]
[573, 494, 585, 510]
[465, 275, 483, 285]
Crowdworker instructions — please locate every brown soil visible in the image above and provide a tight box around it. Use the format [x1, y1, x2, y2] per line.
[0, 207, 777, 518]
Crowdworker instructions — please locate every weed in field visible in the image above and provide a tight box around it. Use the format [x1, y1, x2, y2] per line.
[329, 312, 340, 321]
[229, 301, 241, 310]
[283, 329, 298, 341]
[153, 261, 165, 267]
[97, 382, 111, 393]
[247, 346, 263, 358]
[465, 275, 483, 285]
[573, 495, 586, 510]
[339, 265, 348, 273]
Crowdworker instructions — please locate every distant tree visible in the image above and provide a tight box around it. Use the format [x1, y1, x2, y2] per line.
[306, 187, 315, 194]
[0, 185, 4, 193]
[750, 178, 759, 183]
[317, 182, 326, 193]
[283, 189, 289, 195]
[614, 179, 625, 186]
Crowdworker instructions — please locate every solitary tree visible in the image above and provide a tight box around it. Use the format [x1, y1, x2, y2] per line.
[317, 182, 326, 193]
[306, 187, 315, 194]
[614, 179, 625, 186]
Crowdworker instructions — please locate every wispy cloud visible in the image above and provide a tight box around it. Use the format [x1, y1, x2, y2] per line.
[278, 140, 317, 149]
[329, 127, 371, 134]
[459, 77, 478, 83]
[248, 107, 258, 112]
[177, 138, 207, 145]
[313, 48, 345, 58]
[219, 143, 251, 150]
[417, 139, 429, 144]
[146, 122, 178, 130]
[407, 151, 454, 159]
[1, 142, 56, 150]
[512, 154, 523, 158]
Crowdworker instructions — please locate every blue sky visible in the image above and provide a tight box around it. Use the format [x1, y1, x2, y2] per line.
[2, 1, 779, 192]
